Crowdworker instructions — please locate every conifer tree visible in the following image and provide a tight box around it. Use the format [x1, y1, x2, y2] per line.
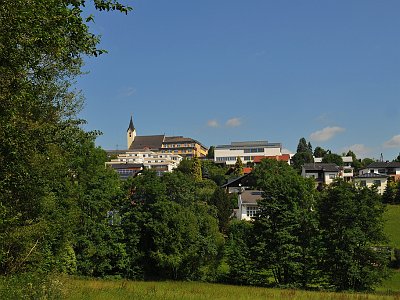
[233, 156, 244, 176]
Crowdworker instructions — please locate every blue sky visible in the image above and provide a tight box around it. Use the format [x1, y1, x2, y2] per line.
[77, 0, 400, 160]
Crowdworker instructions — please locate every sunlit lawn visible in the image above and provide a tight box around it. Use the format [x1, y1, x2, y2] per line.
[63, 278, 399, 300]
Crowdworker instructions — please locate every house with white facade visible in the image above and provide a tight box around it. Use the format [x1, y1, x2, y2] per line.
[359, 161, 400, 182]
[301, 163, 340, 189]
[354, 173, 388, 195]
[314, 156, 354, 181]
[106, 150, 182, 177]
[237, 190, 263, 221]
[214, 141, 283, 166]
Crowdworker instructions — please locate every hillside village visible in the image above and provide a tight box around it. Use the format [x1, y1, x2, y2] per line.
[105, 117, 400, 222]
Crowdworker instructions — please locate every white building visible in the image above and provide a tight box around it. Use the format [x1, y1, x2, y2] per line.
[313, 156, 354, 181]
[237, 190, 262, 221]
[354, 173, 388, 195]
[214, 141, 282, 165]
[106, 150, 182, 177]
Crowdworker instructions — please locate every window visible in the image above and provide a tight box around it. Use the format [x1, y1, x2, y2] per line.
[329, 174, 336, 179]
[373, 180, 381, 186]
[360, 180, 367, 187]
[246, 206, 259, 217]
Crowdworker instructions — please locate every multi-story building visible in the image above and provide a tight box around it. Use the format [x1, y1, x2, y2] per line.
[126, 116, 208, 158]
[314, 156, 354, 181]
[214, 140, 283, 165]
[359, 161, 400, 182]
[106, 150, 182, 177]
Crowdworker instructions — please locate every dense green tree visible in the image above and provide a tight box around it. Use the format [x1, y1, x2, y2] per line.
[382, 179, 397, 204]
[292, 151, 314, 173]
[296, 138, 311, 153]
[208, 187, 234, 233]
[0, 0, 130, 275]
[176, 158, 193, 174]
[224, 220, 255, 285]
[345, 150, 362, 171]
[201, 160, 228, 186]
[361, 158, 375, 168]
[318, 180, 388, 291]
[394, 153, 400, 163]
[322, 153, 343, 166]
[233, 157, 244, 176]
[251, 159, 319, 287]
[207, 146, 215, 159]
[314, 146, 327, 158]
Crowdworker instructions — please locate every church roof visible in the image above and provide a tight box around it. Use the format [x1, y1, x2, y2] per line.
[129, 135, 165, 151]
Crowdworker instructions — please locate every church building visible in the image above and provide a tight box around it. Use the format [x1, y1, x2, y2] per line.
[126, 116, 208, 158]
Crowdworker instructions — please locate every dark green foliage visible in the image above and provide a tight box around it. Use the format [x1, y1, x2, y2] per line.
[292, 151, 314, 172]
[251, 159, 319, 287]
[394, 249, 400, 268]
[121, 170, 224, 281]
[297, 138, 311, 153]
[224, 220, 255, 285]
[207, 146, 215, 159]
[322, 153, 344, 166]
[208, 187, 234, 233]
[382, 179, 397, 204]
[0, 0, 130, 276]
[314, 146, 327, 158]
[318, 180, 389, 291]
[201, 160, 229, 186]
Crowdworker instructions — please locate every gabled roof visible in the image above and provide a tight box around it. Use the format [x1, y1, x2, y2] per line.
[240, 190, 263, 204]
[366, 161, 400, 169]
[129, 135, 165, 151]
[221, 173, 250, 188]
[302, 163, 339, 172]
[355, 173, 389, 179]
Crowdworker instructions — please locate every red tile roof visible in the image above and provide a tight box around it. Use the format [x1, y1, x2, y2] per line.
[253, 154, 290, 163]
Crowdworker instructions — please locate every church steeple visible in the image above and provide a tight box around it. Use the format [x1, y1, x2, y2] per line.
[127, 115, 136, 149]
[127, 115, 135, 132]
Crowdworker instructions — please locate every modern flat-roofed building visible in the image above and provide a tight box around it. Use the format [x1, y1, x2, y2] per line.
[214, 140, 282, 165]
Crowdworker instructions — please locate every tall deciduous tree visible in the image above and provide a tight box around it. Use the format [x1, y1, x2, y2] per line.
[251, 159, 319, 287]
[318, 180, 388, 291]
[0, 0, 130, 275]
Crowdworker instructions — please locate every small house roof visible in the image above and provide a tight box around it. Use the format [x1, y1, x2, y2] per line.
[240, 190, 263, 204]
[302, 163, 339, 172]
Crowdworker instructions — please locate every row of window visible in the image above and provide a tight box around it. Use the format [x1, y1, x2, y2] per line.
[163, 143, 195, 148]
[360, 180, 381, 186]
[161, 149, 193, 154]
[243, 148, 264, 153]
[216, 156, 254, 162]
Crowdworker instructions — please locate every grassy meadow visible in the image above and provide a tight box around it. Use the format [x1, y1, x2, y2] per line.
[384, 205, 400, 249]
[61, 278, 400, 300]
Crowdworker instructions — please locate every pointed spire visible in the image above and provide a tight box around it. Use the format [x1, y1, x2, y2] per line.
[127, 115, 135, 132]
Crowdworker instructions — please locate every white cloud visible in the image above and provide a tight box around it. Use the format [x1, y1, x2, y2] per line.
[383, 134, 400, 148]
[207, 120, 219, 128]
[310, 126, 345, 142]
[342, 144, 371, 158]
[119, 86, 136, 97]
[226, 117, 242, 127]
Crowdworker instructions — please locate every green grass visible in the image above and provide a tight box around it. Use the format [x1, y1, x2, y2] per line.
[60, 278, 400, 300]
[384, 204, 400, 248]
